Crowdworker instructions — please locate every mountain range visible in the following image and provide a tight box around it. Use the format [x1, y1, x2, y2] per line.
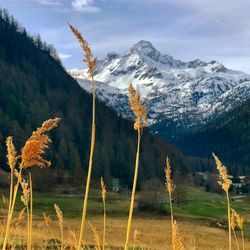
[70, 40, 250, 172]
[70, 40, 250, 131]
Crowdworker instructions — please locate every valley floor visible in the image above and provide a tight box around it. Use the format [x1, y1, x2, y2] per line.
[0, 186, 249, 249]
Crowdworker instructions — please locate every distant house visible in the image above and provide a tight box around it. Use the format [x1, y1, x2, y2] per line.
[197, 172, 208, 180]
[111, 178, 120, 192]
[231, 176, 249, 194]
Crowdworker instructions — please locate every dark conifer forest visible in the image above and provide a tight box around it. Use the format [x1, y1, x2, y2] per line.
[0, 8, 213, 188]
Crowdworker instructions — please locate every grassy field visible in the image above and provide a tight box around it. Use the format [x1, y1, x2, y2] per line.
[1, 185, 249, 249]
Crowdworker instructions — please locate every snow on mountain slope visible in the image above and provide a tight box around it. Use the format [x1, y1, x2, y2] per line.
[69, 40, 250, 131]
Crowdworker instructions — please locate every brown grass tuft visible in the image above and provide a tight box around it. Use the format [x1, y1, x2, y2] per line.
[20, 117, 61, 169]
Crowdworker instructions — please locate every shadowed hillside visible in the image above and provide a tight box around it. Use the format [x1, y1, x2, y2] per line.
[173, 98, 250, 174]
[0, 8, 212, 188]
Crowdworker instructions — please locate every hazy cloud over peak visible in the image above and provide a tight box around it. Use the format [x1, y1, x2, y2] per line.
[59, 53, 72, 60]
[34, 0, 64, 5]
[71, 0, 100, 12]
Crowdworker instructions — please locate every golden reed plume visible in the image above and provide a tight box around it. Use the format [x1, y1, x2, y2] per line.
[54, 204, 64, 249]
[6, 136, 16, 170]
[128, 83, 149, 131]
[212, 153, 232, 192]
[165, 157, 175, 196]
[165, 156, 176, 249]
[68, 23, 97, 77]
[20, 118, 61, 169]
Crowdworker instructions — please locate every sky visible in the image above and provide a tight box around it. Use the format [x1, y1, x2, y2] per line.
[1, 0, 250, 73]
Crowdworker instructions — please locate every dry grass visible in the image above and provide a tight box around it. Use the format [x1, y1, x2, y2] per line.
[1, 215, 249, 249]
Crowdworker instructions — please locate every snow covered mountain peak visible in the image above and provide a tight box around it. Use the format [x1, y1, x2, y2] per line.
[130, 40, 155, 53]
[125, 40, 177, 66]
[70, 41, 250, 133]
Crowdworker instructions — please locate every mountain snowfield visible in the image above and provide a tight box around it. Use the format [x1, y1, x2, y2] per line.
[69, 40, 250, 135]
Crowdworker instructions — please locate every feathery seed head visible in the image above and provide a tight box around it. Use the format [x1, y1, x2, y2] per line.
[231, 209, 244, 230]
[134, 229, 139, 243]
[100, 177, 106, 204]
[43, 212, 52, 227]
[6, 136, 16, 170]
[172, 220, 184, 250]
[165, 157, 175, 195]
[88, 221, 101, 250]
[68, 23, 97, 76]
[15, 173, 30, 207]
[54, 204, 63, 229]
[128, 83, 149, 131]
[230, 209, 236, 230]
[69, 229, 78, 249]
[1, 195, 8, 209]
[212, 153, 232, 192]
[17, 208, 26, 224]
[20, 118, 60, 169]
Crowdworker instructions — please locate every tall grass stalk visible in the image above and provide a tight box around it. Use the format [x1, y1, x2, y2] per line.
[68, 23, 97, 250]
[3, 171, 22, 250]
[28, 173, 33, 250]
[226, 192, 232, 250]
[43, 212, 60, 249]
[125, 130, 141, 250]
[232, 209, 245, 250]
[3, 137, 16, 250]
[241, 230, 245, 250]
[101, 177, 106, 250]
[124, 83, 148, 250]
[232, 231, 240, 250]
[165, 157, 175, 232]
[54, 204, 64, 249]
[231, 210, 240, 250]
[213, 153, 232, 250]
[89, 221, 101, 250]
[77, 74, 96, 249]
[165, 157, 184, 250]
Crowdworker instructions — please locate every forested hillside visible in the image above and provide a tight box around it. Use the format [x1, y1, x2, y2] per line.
[0, 8, 212, 188]
[173, 99, 250, 175]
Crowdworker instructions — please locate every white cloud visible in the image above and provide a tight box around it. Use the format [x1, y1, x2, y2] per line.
[59, 53, 72, 60]
[34, 0, 63, 5]
[71, 0, 100, 13]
